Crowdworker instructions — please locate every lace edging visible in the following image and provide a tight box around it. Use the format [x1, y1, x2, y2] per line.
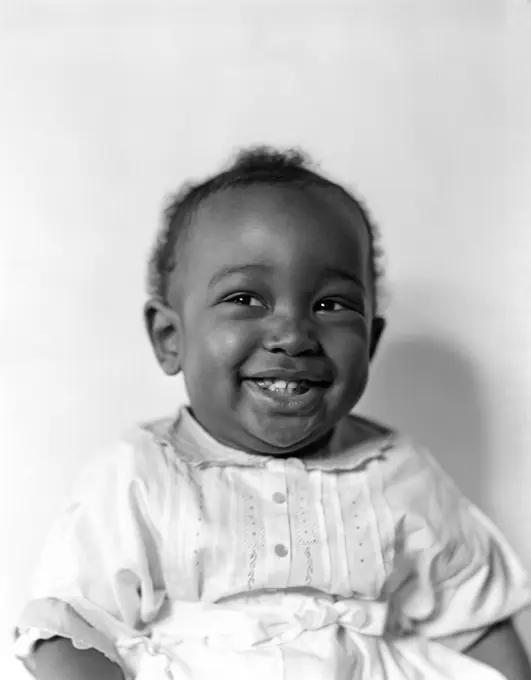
[14, 626, 124, 675]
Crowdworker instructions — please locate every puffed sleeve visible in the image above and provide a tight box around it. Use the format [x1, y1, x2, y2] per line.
[384, 443, 531, 651]
[14, 431, 168, 676]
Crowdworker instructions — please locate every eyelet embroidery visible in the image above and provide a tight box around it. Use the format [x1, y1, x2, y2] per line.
[352, 500, 366, 564]
[243, 493, 265, 589]
[193, 480, 205, 573]
[177, 463, 206, 595]
[292, 482, 318, 586]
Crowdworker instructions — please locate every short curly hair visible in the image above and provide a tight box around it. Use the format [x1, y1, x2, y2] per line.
[147, 145, 385, 315]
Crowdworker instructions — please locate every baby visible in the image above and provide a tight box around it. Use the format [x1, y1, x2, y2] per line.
[15, 147, 531, 679]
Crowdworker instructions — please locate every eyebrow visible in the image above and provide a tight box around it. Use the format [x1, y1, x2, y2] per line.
[208, 263, 366, 291]
[320, 267, 366, 292]
[208, 264, 274, 289]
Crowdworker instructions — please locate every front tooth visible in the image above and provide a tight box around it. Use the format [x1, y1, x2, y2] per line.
[255, 379, 304, 393]
[258, 379, 291, 392]
[286, 381, 299, 394]
[272, 380, 302, 394]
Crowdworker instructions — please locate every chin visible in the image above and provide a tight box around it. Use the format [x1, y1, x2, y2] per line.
[254, 426, 328, 455]
[264, 436, 309, 452]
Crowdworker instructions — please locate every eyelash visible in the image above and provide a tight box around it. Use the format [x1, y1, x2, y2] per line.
[223, 293, 363, 314]
[225, 293, 264, 307]
[315, 300, 349, 312]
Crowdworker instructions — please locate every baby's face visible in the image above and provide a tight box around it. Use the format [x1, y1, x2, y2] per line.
[167, 184, 374, 456]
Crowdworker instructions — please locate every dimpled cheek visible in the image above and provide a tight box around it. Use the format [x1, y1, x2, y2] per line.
[345, 364, 369, 406]
[204, 327, 253, 377]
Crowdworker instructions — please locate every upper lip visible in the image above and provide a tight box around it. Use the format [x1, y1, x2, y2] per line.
[244, 368, 332, 384]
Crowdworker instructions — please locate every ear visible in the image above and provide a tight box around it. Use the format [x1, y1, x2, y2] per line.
[144, 298, 183, 376]
[369, 316, 386, 361]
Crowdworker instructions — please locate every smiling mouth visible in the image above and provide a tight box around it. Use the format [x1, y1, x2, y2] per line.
[245, 378, 330, 396]
[242, 377, 330, 415]
[254, 378, 310, 396]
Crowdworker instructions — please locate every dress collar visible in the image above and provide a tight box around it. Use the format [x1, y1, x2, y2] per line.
[148, 405, 399, 472]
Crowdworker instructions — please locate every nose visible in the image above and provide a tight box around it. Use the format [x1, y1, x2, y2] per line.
[262, 313, 319, 356]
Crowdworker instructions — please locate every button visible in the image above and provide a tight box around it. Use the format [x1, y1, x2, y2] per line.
[352, 608, 369, 629]
[274, 543, 288, 557]
[272, 492, 286, 504]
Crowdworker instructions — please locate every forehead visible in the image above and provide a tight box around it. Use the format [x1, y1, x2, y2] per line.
[172, 184, 371, 299]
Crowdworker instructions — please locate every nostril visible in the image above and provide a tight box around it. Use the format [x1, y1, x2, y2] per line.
[263, 321, 318, 356]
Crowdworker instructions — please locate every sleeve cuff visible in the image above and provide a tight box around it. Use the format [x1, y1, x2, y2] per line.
[15, 598, 124, 674]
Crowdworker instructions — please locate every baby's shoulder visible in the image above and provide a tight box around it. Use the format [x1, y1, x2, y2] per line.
[72, 412, 185, 501]
[345, 413, 452, 484]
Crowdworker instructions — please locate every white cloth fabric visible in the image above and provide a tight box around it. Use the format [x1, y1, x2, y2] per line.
[15, 406, 530, 679]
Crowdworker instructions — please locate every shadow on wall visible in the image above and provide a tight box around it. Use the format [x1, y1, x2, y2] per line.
[359, 335, 487, 507]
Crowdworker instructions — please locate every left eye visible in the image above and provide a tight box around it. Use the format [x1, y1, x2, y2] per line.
[315, 299, 349, 313]
[225, 293, 263, 307]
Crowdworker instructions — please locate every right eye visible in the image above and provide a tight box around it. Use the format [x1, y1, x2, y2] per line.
[223, 293, 264, 307]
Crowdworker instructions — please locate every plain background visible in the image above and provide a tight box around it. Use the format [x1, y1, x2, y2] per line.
[1, 0, 530, 675]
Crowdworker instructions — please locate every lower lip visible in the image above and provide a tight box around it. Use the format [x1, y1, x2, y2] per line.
[243, 380, 327, 414]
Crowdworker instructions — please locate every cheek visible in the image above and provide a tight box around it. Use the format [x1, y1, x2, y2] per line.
[200, 323, 256, 372]
[327, 324, 370, 366]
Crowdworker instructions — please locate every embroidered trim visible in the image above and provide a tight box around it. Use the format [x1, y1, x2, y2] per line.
[243, 493, 265, 590]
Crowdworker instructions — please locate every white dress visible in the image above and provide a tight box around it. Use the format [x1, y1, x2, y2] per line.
[15, 407, 530, 679]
